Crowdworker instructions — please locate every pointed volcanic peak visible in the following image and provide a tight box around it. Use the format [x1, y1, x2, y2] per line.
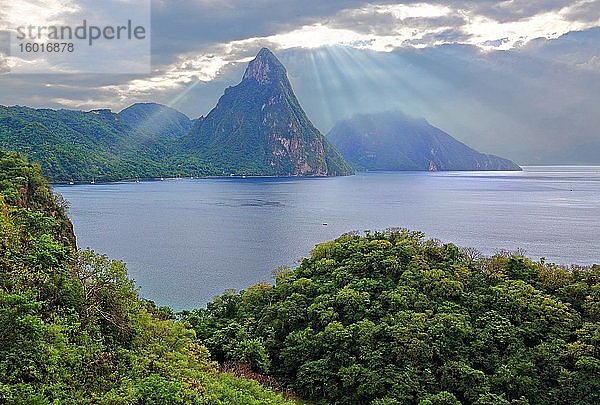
[327, 111, 521, 171]
[185, 48, 353, 176]
[242, 47, 288, 85]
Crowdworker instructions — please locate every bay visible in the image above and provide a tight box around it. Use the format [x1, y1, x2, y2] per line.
[54, 166, 600, 310]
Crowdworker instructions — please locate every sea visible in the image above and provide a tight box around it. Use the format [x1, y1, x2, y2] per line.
[54, 166, 600, 310]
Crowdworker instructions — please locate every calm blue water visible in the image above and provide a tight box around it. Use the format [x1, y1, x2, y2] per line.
[54, 166, 600, 310]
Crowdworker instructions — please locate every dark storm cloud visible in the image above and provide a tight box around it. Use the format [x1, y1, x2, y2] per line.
[150, 0, 386, 64]
[148, 0, 598, 67]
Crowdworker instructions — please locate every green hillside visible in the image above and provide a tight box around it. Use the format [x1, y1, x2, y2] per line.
[188, 230, 600, 404]
[0, 150, 295, 404]
[0, 105, 215, 182]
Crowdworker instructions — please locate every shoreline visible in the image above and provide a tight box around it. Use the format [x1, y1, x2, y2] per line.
[50, 165, 600, 186]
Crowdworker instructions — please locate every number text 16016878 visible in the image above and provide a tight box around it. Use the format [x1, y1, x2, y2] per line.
[18, 43, 75, 53]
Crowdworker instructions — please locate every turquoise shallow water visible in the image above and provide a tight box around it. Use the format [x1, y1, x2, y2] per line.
[54, 166, 600, 310]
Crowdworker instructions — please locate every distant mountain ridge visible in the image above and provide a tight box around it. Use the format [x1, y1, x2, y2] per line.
[327, 111, 521, 171]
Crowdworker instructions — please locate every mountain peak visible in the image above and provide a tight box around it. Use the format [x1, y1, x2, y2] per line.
[186, 47, 353, 176]
[242, 48, 286, 85]
[119, 102, 190, 119]
[327, 111, 521, 172]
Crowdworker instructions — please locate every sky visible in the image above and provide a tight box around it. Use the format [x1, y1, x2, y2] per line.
[0, 0, 599, 164]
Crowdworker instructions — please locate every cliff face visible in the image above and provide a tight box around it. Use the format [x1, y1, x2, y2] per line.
[0, 150, 76, 247]
[327, 111, 521, 172]
[185, 48, 353, 176]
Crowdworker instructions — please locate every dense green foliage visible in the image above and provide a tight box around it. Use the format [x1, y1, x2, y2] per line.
[0, 105, 216, 182]
[189, 230, 600, 404]
[0, 150, 295, 404]
[327, 111, 521, 171]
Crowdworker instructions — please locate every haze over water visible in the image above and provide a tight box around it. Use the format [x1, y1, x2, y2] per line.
[55, 166, 600, 310]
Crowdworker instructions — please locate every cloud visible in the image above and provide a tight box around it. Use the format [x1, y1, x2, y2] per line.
[564, 0, 600, 23]
[5, 0, 595, 97]
[0, 0, 599, 164]
[577, 54, 600, 70]
[2, 0, 150, 74]
[0, 0, 79, 29]
[114, 1, 599, 94]
[146, 0, 600, 62]
[0, 56, 9, 74]
[463, 4, 598, 50]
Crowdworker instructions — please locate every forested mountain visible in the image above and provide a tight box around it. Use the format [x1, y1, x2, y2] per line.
[188, 230, 600, 404]
[185, 48, 353, 176]
[327, 111, 521, 171]
[118, 102, 194, 140]
[0, 104, 214, 182]
[0, 50, 524, 180]
[0, 150, 295, 404]
[0, 49, 353, 181]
